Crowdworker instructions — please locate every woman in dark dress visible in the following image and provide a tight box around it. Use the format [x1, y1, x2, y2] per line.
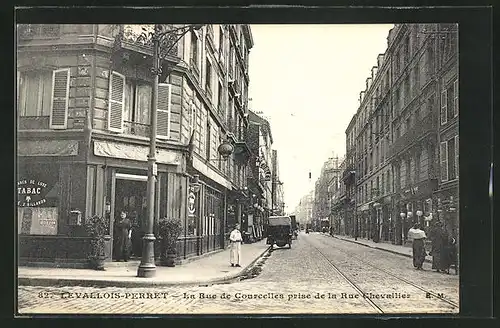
[430, 221, 448, 273]
[115, 211, 132, 262]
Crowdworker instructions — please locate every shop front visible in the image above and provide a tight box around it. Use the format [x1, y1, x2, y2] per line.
[18, 139, 91, 268]
[394, 179, 438, 245]
[434, 181, 459, 244]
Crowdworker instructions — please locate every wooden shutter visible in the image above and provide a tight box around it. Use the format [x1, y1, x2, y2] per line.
[49, 68, 70, 129]
[454, 136, 459, 178]
[440, 89, 448, 125]
[107, 71, 125, 132]
[440, 141, 449, 182]
[453, 79, 459, 117]
[157, 83, 172, 139]
[16, 71, 20, 115]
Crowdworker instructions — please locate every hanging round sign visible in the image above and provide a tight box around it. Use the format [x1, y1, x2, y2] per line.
[188, 191, 196, 215]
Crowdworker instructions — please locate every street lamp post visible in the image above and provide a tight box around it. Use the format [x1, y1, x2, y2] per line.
[137, 24, 203, 278]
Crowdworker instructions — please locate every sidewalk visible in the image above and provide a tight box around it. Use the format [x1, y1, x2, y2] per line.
[330, 234, 432, 263]
[18, 240, 271, 288]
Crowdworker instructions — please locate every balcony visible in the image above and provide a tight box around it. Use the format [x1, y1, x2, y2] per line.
[120, 25, 180, 59]
[342, 168, 356, 182]
[387, 113, 437, 160]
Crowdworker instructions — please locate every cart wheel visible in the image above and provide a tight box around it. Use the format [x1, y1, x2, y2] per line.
[288, 244, 292, 249]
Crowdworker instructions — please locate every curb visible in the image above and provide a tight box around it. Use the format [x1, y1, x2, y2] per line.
[18, 246, 272, 289]
[332, 235, 432, 264]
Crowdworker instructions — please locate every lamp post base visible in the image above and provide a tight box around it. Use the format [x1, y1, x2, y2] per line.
[137, 264, 156, 278]
[137, 233, 156, 278]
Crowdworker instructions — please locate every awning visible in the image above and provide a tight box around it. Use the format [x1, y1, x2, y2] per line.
[94, 141, 181, 165]
[18, 140, 79, 157]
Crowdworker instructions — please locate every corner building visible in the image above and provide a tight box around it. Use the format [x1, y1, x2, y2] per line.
[17, 24, 253, 267]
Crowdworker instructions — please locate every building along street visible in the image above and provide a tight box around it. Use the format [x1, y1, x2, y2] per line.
[18, 232, 458, 315]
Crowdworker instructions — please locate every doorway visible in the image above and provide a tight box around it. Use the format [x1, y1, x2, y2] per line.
[114, 177, 147, 261]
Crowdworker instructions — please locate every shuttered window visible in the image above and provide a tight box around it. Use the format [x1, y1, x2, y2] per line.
[440, 141, 449, 182]
[50, 68, 71, 129]
[107, 71, 125, 132]
[453, 79, 459, 117]
[440, 89, 448, 125]
[454, 136, 459, 178]
[157, 83, 172, 139]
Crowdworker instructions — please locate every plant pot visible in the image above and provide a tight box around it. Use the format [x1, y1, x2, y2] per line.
[165, 252, 176, 267]
[89, 256, 106, 271]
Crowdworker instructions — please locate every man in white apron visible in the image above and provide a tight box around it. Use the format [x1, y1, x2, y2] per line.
[229, 224, 242, 267]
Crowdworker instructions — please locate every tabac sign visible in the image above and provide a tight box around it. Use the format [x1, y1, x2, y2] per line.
[17, 179, 48, 207]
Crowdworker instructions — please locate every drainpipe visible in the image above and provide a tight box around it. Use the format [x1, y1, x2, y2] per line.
[85, 24, 97, 159]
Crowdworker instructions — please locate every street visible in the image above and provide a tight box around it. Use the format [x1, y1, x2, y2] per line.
[17, 232, 459, 315]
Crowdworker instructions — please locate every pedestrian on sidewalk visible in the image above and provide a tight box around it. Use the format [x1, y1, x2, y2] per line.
[229, 223, 243, 267]
[429, 220, 448, 273]
[408, 223, 427, 270]
[115, 210, 132, 262]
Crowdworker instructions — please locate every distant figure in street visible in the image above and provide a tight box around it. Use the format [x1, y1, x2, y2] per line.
[408, 223, 427, 270]
[115, 210, 132, 262]
[229, 223, 243, 267]
[429, 220, 448, 273]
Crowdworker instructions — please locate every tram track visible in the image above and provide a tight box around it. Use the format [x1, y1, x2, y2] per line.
[312, 243, 385, 313]
[306, 234, 459, 312]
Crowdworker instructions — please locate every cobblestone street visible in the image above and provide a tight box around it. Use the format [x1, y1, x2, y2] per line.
[18, 232, 459, 315]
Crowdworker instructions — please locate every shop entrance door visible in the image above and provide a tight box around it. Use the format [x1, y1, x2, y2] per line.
[114, 176, 148, 261]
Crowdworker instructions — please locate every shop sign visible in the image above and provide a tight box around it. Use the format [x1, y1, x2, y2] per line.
[188, 191, 196, 215]
[17, 179, 48, 207]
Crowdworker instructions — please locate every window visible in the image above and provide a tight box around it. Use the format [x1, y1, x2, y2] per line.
[413, 63, 420, 94]
[205, 59, 212, 94]
[206, 120, 211, 159]
[404, 77, 410, 105]
[387, 171, 391, 193]
[190, 31, 199, 69]
[406, 159, 411, 186]
[381, 173, 385, 195]
[395, 87, 400, 111]
[189, 100, 196, 134]
[124, 80, 152, 125]
[441, 79, 458, 125]
[218, 26, 225, 64]
[218, 81, 224, 115]
[426, 45, 435, 80]
[395, 50, 400, 75]
[18, 70, 53, 117]
[441, 137, 458, 181]
[230, 46, 235, 78]
[453, 79, 459, 117]
[415, 152, 421, 183]
[455, 136, 459, 178]
[439, 139, 458, 182]
[404, 36, 410, 61]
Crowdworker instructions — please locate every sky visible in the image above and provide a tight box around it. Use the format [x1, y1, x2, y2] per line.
[247, 24, 394, 213]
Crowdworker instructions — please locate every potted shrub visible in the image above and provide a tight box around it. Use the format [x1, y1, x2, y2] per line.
[84, 215, 109, 270]
[158, 217, 183, 267]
